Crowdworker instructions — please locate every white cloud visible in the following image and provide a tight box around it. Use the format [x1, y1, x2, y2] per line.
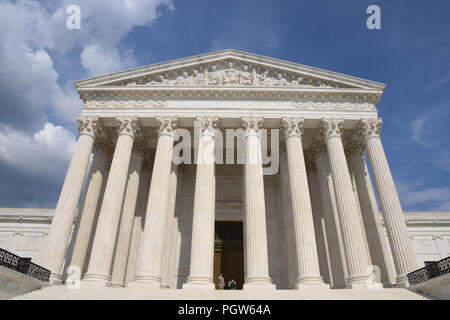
[396, 180, 450, 211]
[0, 123, 76, 180]
[81, 44, 137, 76]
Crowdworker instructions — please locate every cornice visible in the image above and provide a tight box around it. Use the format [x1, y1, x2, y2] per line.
[75, 49, 386, 90]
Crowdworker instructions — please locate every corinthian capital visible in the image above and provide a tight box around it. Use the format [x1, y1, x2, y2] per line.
[241, 116, 263, 135]
[196, 115, 219, 137]
[320, 118, 344, 140]
[357, 118, 382, 142]
[281, 117, 304, 139]
[156, 116, 178, 137]
[77, 115, 101, 138]
[116, 116, 140, 139]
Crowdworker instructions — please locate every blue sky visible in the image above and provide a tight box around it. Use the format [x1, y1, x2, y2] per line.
[0, 0, 449, 210]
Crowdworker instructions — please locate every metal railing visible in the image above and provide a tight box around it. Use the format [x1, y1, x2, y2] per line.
[407, 256, 450, 286]
[0, 248, 50, 283]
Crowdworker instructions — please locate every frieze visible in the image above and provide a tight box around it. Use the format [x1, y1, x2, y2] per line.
[104, 60, 354, 89]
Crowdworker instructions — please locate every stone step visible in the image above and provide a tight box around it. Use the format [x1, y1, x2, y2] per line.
[13, 285, 430, 300]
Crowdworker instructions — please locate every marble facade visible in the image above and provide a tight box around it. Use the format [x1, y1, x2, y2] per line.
[2, 50, 449, 291]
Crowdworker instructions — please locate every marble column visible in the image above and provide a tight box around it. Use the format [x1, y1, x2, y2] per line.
[132, 116, 178, 288]
[69, 145, 108, 275]
[358, 118, 418, 287]
[124, 166, 151, 285]
[184, 116, 218, 289]
[278, 147, 297, 288]
[110, 144, 145, 287]
[306, 161, 331, 285]
[347, 141, 395, 286]
[83, 116, 140, 284]
[281, 117, 327, 288]
[312, 142, 347, 288]
[44, 116, 100, 283]
[241, 116, 275, 290]
[320, 118, 373, 288]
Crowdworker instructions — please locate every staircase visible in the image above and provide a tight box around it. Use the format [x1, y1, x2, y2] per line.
[13, 284, 430, 300]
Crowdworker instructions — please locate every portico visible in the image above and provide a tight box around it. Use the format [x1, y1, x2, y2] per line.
[42, 50, 418, 290]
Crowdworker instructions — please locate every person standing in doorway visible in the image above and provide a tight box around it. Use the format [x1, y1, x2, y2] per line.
[218, 273, 225, 290]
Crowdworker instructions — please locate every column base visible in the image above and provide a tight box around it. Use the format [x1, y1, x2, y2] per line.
[128, 276, 162, 289]
[243, 278, 276, 290]
[49, 273, 63, 285]
[394, 274, 410, 288]
[295, 277, 330, 290]
[108, 282, 125, 288]
[346, 274, 383, 290]
[82, 272, 110, 286]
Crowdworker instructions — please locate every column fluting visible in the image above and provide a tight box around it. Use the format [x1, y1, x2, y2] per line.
[281, 117, 327, 288]
[183, 116, 218, 289]
[43, 116, 100, 283]
[69, 146, 108, 275]
[83, 116, 140, 284]
[278, 148, 297, 288]
[312, 143, 347, 288]
[347, 141, 395, 286]
[131, 116, 178, 288]
[242, 116, 275, 290]
[320, 118, 372, 288]
[110, 146, 144, 287]
[358, 118, 418, 287]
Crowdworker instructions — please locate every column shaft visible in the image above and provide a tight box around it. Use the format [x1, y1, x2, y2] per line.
[321, 119, 372, 288]
[132, 116, 178, 288]
[314, 152, 347, 288]
[83, 117, 139, 284]
[70, 148, 108, 275]
[359, 119, 418, 286]
[278, 151, 297, 288]
[350, 152, 395, 286]
[307, 171, 330, 285]
[242, 117, 274, 290]
[44, 116, 99, 283]
[110, 150, 143, 287]
[282, 117, 326, 288]
[184, 117, 217, 289]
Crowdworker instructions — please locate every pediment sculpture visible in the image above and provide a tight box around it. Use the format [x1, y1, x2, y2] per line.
[117, 61, 345, 88]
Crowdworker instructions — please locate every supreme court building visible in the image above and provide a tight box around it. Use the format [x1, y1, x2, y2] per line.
[41, 50, 421, 290]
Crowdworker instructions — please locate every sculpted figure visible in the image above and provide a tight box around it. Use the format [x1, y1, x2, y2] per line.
[192, 69, 204, 85]
[208, 64, 220, 85]
[158, 75, 169, 85]
[223, 61, 238, 85]
[259, 70, 271, 86]
[291, 76, 304, 86]
[252, 68, 259, 86]
[273, 73, 288, 86]
[174, 70, 190, 85]
[239, 65, 253, 85]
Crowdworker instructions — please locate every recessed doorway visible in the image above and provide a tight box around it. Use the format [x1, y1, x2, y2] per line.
[214, 221, 244, 289]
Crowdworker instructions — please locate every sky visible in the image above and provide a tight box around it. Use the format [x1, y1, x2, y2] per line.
[0, 0, 449, 211]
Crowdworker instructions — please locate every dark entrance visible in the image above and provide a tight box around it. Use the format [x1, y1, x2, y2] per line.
[213, 221, 244, 289]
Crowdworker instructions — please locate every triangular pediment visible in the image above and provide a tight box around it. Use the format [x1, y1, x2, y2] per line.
[74, 49, 385, 91]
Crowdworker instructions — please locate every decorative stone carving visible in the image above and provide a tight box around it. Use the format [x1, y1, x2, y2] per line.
[241, 116, 263, 134]
[116, 116, 140, 138]
[77, 116, 101, 138]
[156, 116, 179, 137]
[320, 118, 344, 140]
[281, 117, 304, 138]
[357, 118, 382, 142]
[196, 116, 219, 135]
[112, 60, 341, 88]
